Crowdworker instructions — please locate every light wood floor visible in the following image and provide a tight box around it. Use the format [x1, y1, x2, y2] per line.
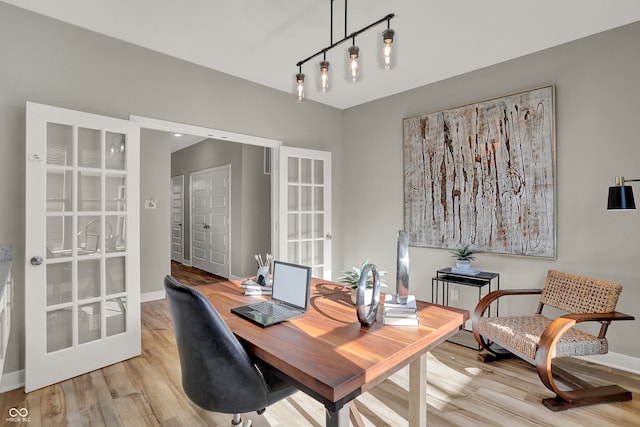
[1, 264, 638, 426]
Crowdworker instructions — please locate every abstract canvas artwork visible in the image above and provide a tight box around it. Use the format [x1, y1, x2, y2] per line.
[403, 86, 555, 258]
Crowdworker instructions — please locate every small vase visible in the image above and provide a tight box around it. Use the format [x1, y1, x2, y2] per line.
[351, 287, 373, 304]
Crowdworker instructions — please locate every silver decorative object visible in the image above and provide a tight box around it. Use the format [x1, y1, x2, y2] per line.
[395, 230, 410, 304]
[356, 263, 380, 326]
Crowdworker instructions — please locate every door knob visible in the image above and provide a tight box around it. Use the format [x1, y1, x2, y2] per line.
[325, 233, 333, 240]
[30, 256, 43, 266]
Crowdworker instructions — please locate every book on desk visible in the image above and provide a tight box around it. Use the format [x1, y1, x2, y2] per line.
[241, 280, 272, 295]
[382, 294, 419, 326]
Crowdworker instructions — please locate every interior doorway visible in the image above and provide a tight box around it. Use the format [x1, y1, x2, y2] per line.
[130, 115, 282, 279]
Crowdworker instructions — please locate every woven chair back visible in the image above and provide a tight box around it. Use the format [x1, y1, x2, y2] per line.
[540, 270, 622, 314]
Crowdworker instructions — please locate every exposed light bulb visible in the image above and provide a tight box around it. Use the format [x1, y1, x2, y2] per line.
[348, 45, 360, 82]
[383, 44, 392, 68]
[319, 60, 330, 93]
[295, 73, 305, 103]
[382, 28, 395, 70]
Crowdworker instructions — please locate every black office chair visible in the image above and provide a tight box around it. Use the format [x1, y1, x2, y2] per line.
[164, 275, 298, 426]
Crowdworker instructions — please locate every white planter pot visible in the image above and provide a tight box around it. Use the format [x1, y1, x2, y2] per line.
[455, 260, 471, 269]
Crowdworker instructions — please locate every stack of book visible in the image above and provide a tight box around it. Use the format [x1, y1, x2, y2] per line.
[241, 280, 272, 296]
[382, 294, 419, 326]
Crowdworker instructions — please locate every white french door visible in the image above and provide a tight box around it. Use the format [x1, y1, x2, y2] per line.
[25, 102, 141, 392]
[278, 147, 332, 279]
[170, 175, 184, 263]
[191, 165, 230, 278]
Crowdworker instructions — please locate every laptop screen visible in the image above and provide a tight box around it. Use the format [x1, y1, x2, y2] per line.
[271, 261, 311, 310]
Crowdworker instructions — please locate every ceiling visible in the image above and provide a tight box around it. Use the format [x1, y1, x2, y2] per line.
[4, 0, 640, 109]
[169, 133, 206, 153]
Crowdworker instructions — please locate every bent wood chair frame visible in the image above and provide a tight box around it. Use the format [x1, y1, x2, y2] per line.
[471, 270, 635, 411]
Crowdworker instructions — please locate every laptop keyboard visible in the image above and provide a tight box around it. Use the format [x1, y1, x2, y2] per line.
[249, 302, 300, 319]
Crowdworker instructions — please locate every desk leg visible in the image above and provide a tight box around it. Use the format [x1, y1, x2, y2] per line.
[409, 354, 427, 427]
[326, 404, 349, 427]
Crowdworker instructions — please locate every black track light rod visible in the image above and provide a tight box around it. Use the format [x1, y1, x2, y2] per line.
[344, 0, 348, 39]
[296, 13, 395, 68]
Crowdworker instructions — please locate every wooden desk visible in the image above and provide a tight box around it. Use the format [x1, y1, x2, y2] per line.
[199, 278, 468, 427]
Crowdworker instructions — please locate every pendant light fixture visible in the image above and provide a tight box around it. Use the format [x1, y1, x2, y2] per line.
[294, 0, 395, 99]
[320, 54, 330, 92]
[382, 27, 395, 69]
[348, 41, 360, 82]
[295, 67, 305, 103]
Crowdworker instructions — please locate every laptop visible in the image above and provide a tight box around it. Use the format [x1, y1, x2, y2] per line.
[231, 261, 312, 327]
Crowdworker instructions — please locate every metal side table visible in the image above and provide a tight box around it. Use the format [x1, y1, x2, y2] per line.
[432, 268, 499, 349]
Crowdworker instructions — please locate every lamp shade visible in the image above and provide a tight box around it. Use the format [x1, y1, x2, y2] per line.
[607, 185, 636, 210]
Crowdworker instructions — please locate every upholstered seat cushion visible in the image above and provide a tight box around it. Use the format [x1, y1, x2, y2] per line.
[477, 314, 608, 360]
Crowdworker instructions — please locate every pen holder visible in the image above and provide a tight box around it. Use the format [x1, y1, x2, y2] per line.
[256, 265, 271, 286]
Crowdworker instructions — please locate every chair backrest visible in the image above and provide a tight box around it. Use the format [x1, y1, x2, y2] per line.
[164, 275, 270, 413]
[540, 270, 622, 314]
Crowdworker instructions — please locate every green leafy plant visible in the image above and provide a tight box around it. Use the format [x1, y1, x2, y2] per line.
[338, 260, 387, 289]
[450, 245, 476, 261]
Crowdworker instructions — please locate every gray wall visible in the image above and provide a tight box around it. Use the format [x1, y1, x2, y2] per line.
[240, 145, 272, 276]
[0, 2, 343, 377]
[140, 129, 172, 294]
[171, 139, 271, 278]
[342, 22, 640, 358]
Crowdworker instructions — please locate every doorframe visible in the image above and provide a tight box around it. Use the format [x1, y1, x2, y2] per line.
[129, 116, 283, 260]
[170, 174, 185, 264]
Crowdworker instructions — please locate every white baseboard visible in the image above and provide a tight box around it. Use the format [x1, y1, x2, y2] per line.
[141, 290, 166, 302]
[578, 351, 640, 375]
[0, 369, 24, 393]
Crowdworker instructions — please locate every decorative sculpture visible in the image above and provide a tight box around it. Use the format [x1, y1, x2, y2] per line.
[395, 230, 410, 304]
[356, 263, 380, 326]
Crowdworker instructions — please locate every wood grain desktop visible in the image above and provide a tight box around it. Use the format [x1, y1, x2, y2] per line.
[201, 277, 468, 427]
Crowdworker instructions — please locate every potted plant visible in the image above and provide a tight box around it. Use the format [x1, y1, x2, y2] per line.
[451, 245, 476, 270]
[338, 260, 387, 304]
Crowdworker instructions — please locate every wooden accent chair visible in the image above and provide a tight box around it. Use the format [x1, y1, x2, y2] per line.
[472, 270, 635, 411]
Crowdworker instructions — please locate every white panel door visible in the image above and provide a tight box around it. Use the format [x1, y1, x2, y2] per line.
[191, 165, 230, 278]
[25, 102, 140, 392]
[278, 147, 331, 279]
[170, 175, 184, 263]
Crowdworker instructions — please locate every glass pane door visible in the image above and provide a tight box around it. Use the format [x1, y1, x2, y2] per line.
[279, 147, 331, 279]
[45, 126, 129, 351]
[26, 102, 140, 392]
